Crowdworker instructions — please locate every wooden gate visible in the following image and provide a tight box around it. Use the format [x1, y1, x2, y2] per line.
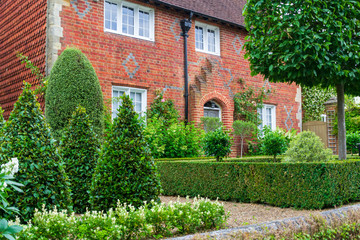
[303, 121, 328, 148]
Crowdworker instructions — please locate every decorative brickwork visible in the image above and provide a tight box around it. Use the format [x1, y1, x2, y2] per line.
[0, 0, 47, 118]
[2, 0, 302, 157]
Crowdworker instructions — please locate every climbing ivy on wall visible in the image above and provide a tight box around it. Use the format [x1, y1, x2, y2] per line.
[302, 85, 335, 122]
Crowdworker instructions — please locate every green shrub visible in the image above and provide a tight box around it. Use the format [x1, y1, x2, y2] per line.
[347, 132, 360, 155]
[200, 117, 222, 133]
[157, 160, 360, 209]
[202, 128, 232, 161]
[90, 94, 161, 210]
[144, 116, 204, 159]
[147, 90, 179, 123]
[284, 131, 333, 163]
[60, 105, 100, 213]
[45, 47, 104, 139]
[260, 128, 288, 160]
[233, 120, 257, 158]
[16, 197, 226, 240]
[0, 82, 72, 222]
[0, 107, 4, 130]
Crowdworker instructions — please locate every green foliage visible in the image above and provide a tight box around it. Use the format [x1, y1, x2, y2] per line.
[144, 117, 204, 159]
[157, 159, 360, 209]
[17, 53, 48, 96]
[90, 94, 161, 210]
[0, 107, 4, 129]
[60, 105, 100, 213]
[17, 198, 226, 240]
[202, 128, 232, 161]
[284, 131, 333, 163]
[260, 128, 288, 160]
[200, 117, 222, 133]
[0, 158, 24, 240]
[0, 82, 72, 222]
[302, 85, 335, 122]
[233, 81, 269, 123]
[243, 0, 360, 93]
[233, 120, 257, 158]
[334, 97, 360, 135]
[346, 132, 360, 155]
[147, 90, 179, 123]
[45, 47, 104, 139]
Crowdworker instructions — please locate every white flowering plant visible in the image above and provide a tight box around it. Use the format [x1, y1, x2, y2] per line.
[0, 158, 23, 240]
[16, 196, 227, 239]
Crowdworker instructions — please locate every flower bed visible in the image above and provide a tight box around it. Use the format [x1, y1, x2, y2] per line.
[15, 198, 227, 239]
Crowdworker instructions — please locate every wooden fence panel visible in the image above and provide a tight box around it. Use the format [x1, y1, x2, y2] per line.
[303, 121, 328, 148]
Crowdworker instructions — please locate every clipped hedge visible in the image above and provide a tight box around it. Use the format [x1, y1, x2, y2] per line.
[157, 160, 360, 209]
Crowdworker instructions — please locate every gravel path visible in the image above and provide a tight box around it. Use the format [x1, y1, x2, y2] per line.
[160, 196, 326, 228]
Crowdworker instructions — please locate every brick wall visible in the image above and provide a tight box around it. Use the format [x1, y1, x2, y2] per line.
[58, 0, 301, 156]
[0, 0, 47, 118]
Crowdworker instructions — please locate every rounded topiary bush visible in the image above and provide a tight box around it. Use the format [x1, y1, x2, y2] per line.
[202, 127, 232, 161]
[90, 94, 161, 210]
[0, 82, 72, 221]
[260, 129, 288, 160]
[283, 131, 333, 162]
[45, 47, 104, 139]
[60, 105, 100, 213]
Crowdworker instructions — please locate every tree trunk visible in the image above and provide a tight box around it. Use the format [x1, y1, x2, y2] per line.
[336, 83, 346, 160]
[241, 137, 244, 158]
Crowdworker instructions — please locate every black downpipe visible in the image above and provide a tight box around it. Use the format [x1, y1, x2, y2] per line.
[180, 13, 192, 124]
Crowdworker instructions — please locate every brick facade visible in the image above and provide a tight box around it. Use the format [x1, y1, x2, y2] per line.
[1, 0, 302, 156]
[0, 0, 47, 118]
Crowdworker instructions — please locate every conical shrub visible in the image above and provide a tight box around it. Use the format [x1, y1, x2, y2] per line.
[60, 105, 100, 213]
[90, 94, 161, 210]
[45, 47, 104, 139]
[0, 82, 72, 221]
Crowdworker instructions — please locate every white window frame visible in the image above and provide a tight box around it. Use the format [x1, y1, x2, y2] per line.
[203, 101, 222, 120]
[195, 21, 220, 56]
[258, 104, 276, 132]
[104, 0, 155, 41]
[112, 86, 147, 119]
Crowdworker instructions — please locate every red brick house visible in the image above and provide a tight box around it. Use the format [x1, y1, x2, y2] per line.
[0, 0, 302, 155]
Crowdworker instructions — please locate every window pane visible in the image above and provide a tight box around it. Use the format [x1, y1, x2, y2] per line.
[136, 102, 142, 112]
[122, 6, 134, 35]
[208, 29, 216, 52]
[105, 2, 117, 31]
[195, 26, 204, 50]
[112, 90, 125, 118]
[139, 10, 150, 38]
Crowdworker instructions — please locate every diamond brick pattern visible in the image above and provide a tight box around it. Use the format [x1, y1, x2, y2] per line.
[122, 53, 140, 79]
[284, 105, 294, 131]
[232, 35, 243, 55]
[71, 0, 92, 19]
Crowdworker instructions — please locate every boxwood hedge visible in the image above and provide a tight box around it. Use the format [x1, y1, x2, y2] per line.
[157, 160, 360, 209]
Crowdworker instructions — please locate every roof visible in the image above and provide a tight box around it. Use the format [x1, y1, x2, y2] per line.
[153, 0, 247, 28]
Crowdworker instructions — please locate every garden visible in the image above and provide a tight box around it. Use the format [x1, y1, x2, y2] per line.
[0, 48, 359, 240]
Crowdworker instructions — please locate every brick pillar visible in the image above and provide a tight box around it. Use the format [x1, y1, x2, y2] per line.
[324, 97, 338, 155]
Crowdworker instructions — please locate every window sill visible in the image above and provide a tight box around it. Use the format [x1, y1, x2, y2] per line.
[104, 29, 155, 42]
[195, 48, 220, 56]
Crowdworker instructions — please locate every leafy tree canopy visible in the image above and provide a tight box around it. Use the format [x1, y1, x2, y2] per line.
[244, 0, 360, 93]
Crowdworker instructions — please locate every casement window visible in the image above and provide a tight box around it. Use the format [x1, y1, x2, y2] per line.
[195, 22, 220, 55]
[104, 1, 155, 41]
[112, 86, 147, 119]
[204, 101, 221, 119]
[258, 104, 276, 132]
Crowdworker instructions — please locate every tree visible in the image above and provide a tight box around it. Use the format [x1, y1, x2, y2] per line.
[60, 105, 100, 213]
[233, 120, 256, 158]
[90, 94, 161, 210]
[244, 0, 360, 159]
[45, 48, 104, 139]
[0, 82, 71, 221]
[202, 128, 232, 161]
